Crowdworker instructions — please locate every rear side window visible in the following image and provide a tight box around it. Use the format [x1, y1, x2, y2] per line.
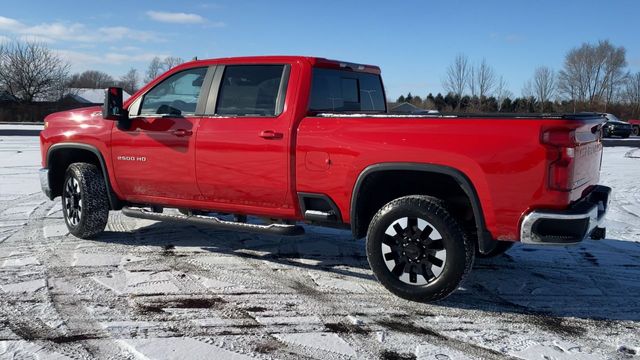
[140, 67, 207, 116]
[309, 68, 386, 113]
[216, 65, 286, 116]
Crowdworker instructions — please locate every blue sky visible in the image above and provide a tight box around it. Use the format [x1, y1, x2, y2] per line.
[1, 0, 639, 99]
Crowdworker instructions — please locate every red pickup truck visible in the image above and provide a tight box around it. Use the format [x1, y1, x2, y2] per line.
[39, 56, 611, 302]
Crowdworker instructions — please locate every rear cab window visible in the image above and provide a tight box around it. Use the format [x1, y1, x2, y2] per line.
[309, 68, 386, 113]
[215, 65, 288, 116]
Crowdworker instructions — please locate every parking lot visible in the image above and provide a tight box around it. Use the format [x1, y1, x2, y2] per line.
[0, 134, 639, 359]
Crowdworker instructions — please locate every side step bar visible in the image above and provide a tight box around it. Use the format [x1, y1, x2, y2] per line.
[122, 207, 305, 236]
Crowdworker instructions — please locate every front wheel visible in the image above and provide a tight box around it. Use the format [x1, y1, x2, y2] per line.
[366, 195, 474, 302]
[62, 163, 109, 239]
[633, 126, 639, 137]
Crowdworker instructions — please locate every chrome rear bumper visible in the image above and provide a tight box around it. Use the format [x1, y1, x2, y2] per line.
[520, 185, 611, 245]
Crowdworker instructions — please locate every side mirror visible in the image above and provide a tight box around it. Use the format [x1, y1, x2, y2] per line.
[102, 87, 126, 120]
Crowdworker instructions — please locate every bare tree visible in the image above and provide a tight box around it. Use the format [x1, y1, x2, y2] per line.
[68, 70, 115, 89]
[145, 56, 185, 83]
[494, 76, 513, 111]
[442, 54, 470, 110]
[602, 45, 628, 110]
[162, 56, 184, 71]
[145, 56, 164, 83]
[119, 68, 140, 95]
[558, 40, 627, 110]
[468, 66, 477, 98]
[532, 66, 556, 112]
[476, 58, 496, 100]
[625, 72, 640, 117]
[0, 41, 70, 102]
[521, 80, 534, 99]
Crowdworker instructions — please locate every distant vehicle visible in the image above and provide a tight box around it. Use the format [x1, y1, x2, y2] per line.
[628, 119, 640, 136]
[602, 114, 633, 138]
[39, 56, 611, 302]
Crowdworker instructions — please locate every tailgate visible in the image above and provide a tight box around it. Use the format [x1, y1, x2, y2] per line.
[542, 116, 604, 201]
[570, 120, 604, 198]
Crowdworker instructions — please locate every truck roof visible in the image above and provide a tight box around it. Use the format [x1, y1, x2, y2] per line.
[173, 56, 381, 74]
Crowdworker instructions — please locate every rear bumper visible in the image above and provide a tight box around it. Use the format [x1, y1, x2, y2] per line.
[520, 185, 611, 245]
[39, 168, 53, 200]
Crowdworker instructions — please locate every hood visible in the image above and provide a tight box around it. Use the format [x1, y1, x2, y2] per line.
[44, 106, 103, 127]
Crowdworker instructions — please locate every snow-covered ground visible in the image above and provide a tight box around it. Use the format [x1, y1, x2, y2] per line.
[0, 136, 638, 360]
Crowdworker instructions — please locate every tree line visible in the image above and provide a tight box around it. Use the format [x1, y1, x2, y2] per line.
[0, 40, 184, 103]
[3, 39, 639, 120]
[396, 40, 640, 119]
[66, 56, 184, 95]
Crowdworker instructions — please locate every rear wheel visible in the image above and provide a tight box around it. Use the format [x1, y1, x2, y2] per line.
[62, 163, 109, 239]
[633, 126, 639, 137]
[366, 195, 474, 302]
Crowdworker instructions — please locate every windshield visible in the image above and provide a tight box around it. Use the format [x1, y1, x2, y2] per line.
[605, 113, 623, 122]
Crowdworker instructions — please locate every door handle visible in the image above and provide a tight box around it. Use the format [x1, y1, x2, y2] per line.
[172, 129, 193, 137]
[259, 130, 283, 139]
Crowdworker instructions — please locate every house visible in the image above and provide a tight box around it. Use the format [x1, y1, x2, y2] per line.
[0, 91, 18, 103]
[64, 88, 131, 105]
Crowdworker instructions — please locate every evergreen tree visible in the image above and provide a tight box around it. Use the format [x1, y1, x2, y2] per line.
[500, 98, 513, 112]
[435, 93, 446, 111]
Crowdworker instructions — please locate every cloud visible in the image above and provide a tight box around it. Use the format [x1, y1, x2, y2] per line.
[97, 26, 157, 42]
[146, 11, 206, 24]
[0, 16, 160, 43]
[0, 16, 22, 29]
[58, 49, 169, 67]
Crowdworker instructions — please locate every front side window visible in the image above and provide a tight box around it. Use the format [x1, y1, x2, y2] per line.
[309, 68, 386, 113]
[216, 65, 285, 116]
[140, 67, 207, 116]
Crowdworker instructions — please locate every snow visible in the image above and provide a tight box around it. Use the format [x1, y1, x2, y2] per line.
[0, 135, 638, 359]
[274, 332, 358, 357]
[0, 124, 44, 130]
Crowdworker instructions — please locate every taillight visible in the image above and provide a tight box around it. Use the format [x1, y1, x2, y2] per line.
[541, 128, 577, 191]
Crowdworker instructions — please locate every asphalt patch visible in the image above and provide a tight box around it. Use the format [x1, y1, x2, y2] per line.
[136, 296, 226, 313]
[253, 340, 281, 353]
[245, 306, 267, 312]
[380, 350, 417, 360]
[324, 322, 370, 334]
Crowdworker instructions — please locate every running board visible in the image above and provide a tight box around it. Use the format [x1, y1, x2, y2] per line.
[122, 207, 305, 236]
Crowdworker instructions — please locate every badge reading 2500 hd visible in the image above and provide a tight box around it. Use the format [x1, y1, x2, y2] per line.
[117, 155, 147, 162]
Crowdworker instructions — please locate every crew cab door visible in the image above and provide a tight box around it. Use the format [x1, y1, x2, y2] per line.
[195, 64, 293, 212]
[111, 66, 211, 201]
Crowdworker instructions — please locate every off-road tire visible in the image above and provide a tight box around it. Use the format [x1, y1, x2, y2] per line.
[633, 126, 639, 137]
[366, 195, 474, 302]
[476, 240, 515, 258]
[61, 163, 109, 239]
